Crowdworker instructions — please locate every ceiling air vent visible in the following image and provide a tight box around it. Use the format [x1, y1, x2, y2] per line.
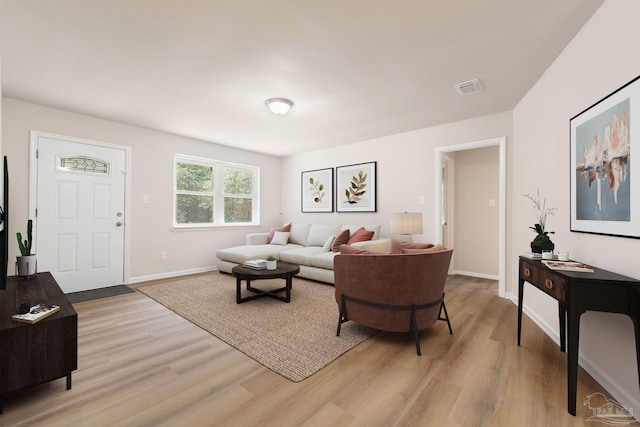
[454, 79, 483, 96]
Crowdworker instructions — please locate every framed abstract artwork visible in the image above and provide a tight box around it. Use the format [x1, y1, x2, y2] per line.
[301, 168, 334, 212]
[570, 75, 639, 238]
[336, 161, 377, 212]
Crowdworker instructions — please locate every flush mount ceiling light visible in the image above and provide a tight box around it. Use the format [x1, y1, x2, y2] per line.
[265, 98, 294, 115]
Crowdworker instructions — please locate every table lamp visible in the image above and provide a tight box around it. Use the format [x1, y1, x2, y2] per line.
[390, 212, 423, 242]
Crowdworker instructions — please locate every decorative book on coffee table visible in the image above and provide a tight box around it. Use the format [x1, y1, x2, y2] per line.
[243, 259, 267, 269]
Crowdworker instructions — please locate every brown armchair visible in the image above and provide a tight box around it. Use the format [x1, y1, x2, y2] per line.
[334, 246, 453, 355]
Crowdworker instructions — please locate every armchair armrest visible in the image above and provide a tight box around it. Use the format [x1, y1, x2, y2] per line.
[246, 233, 269, 245]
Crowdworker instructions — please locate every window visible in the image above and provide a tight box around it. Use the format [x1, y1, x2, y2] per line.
[58, 155, 110, 174]
[174, 154, 259, 227]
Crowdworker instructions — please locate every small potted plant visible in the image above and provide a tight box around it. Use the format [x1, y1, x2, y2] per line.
[266, 255, 277, 270]
[16, 219, 37, 277]
[523, 189, 557, 253]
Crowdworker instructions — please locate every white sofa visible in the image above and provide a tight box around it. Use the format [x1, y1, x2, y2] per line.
[216, 223, 390, 284]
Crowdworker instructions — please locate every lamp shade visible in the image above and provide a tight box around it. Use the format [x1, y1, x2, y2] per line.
[265, 98, 293, 115]
[390, 212, 423, 235]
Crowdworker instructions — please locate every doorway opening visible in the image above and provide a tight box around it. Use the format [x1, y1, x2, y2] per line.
[434, 137, 506, 297]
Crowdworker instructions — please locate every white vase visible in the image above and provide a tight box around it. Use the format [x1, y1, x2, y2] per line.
[17, 254, 37, 277]
[266, 260, 277, 270]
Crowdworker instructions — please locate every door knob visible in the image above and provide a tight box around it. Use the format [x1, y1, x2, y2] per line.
[116, 221, 123, 227]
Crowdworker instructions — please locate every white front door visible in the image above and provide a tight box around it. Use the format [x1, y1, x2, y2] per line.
[34, 132, 127, 293]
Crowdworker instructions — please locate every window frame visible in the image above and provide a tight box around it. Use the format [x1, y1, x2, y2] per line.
[173, 154, 260, 228]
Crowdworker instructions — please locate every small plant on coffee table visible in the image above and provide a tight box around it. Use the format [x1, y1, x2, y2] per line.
[265, 255, 277, 270]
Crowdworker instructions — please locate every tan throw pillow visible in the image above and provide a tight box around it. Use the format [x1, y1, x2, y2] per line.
[267, 223, 291, 244]
[346, 227, 374, 245]
[331, 229, 350, 252]
[390, 238, 435, 254]
[338, 244, 379, 255]
[270, 231, 290, 246]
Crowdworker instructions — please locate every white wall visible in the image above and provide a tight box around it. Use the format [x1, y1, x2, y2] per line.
[282, 111, 512, 248]
[513, 0, 640, 410]
[1, 98, 282, 281]
[0, 62, 2, 156]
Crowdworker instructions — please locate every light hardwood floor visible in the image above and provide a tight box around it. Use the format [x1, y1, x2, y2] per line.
[1, 274, 620, 426]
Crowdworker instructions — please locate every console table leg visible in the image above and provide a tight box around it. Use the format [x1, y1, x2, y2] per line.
[518, 279, 524, 346]
[567, 305, 582, 415]
[559, 302, 566, 353]
[632, 317, 640, 397]
[67, 372, 72, 390]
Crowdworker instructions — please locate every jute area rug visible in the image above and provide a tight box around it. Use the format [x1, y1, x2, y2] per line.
[137, 273, 375, 382]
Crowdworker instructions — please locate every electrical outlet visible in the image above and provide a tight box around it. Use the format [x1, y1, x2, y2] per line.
[161, 251, 167, 260]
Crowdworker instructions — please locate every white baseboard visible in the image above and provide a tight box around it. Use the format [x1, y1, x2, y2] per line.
[504, 292, 640, 417]
[453, 270, 499, 281]
[128, 266, 218, 284]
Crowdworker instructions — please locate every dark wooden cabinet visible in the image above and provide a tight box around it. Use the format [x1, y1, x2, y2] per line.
[518, 256, 640, 415]
[0, 272, 77, 414]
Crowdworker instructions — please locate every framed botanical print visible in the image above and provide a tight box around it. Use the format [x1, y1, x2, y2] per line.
[301, 168, 334, 212]
[570, 75, 639, 238]
[336, 161, 377, 212]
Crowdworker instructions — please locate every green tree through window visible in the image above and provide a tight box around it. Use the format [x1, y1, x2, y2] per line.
[176, 162, 214, 224]
[224, 167, 253, 223]
[174, 155, 259, 227]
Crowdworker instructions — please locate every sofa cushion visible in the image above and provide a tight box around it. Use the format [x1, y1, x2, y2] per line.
[216, 243, 301, 264]
[347, 227, 375, 244]
[279, 246, 327, 265]
[267, 223, 291, 243]
[309, 251, 337, 270]
[390, 239, 435, 254]
[332, 229, 350, 252]
[307, 224, 341, 247]
[270, 231, 290, 245]
[289, 223, 312, 246]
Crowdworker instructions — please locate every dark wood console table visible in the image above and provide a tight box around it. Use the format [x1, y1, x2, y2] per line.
[0, 272, 77, 414]
[518, 256, 640, 415]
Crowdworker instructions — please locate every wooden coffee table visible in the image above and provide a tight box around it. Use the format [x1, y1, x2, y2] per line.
[232, 261, 300, 304]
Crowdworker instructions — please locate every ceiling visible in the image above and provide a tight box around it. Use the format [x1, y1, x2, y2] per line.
[0, 0, 604, 157]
